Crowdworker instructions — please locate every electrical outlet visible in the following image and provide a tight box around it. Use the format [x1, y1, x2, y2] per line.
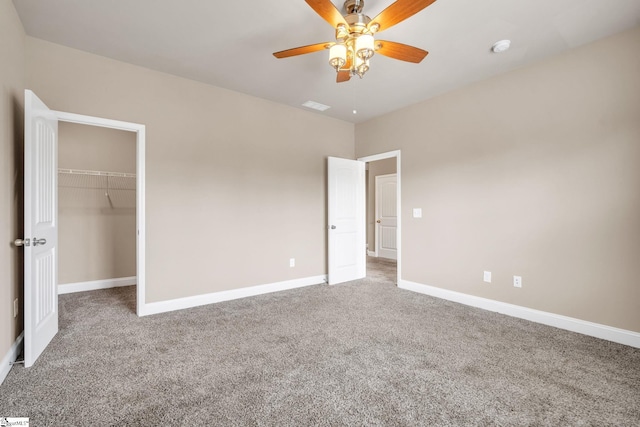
[14, 298, 18, 318]
[514, 276, 522, 288]
[289, 258, 295, 268]
[483, 271, 492, 283]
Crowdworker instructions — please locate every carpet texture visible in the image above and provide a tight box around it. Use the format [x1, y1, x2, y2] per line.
[1, 258, 639, 426]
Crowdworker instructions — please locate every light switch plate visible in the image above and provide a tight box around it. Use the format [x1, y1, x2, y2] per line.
[483, 271, 492, 283]
[413, 208, 422, 218]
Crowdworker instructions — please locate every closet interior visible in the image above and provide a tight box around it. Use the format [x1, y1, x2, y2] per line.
[58, 122, 137, 288]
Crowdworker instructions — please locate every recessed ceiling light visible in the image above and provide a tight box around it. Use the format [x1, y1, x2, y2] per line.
[491, 40, 511, 53]
[302, 100, 331, 111]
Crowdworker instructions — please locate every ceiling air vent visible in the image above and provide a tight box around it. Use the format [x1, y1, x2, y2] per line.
[302, 101, 331, 111]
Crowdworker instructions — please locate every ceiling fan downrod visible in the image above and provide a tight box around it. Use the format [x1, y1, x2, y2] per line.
[344, 0, 365, 14]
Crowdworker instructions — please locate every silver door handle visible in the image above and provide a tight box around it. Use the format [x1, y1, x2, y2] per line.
[33, 238, 47, 246]
[330, 225, 336, 229]
[14, 238, 30, 247]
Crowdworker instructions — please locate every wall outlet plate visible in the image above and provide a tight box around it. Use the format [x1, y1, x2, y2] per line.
[514, 276, 522, 288]
[483, 271, 492, 283]
[289, 258, 295, 267]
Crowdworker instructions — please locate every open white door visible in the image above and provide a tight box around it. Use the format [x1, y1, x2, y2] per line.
[327, 157, 365, 285]
[22, 90, 59, 367]
[375, 174, 397, 260]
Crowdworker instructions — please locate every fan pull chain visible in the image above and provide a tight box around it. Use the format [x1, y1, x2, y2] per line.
[352, 78, 357, 115]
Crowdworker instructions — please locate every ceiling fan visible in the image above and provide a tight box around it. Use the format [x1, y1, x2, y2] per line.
[273, 0, 437, 83]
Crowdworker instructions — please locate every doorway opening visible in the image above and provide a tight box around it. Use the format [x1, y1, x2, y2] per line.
[358, 151, 400, 285]
[57, 122, 137, 312]
[54, 110, 146, 316]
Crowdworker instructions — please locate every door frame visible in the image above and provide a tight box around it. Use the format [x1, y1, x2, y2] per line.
[53, 111, 146, 316]
[374, 173, 397, 260]
[357, 150, 401, 285]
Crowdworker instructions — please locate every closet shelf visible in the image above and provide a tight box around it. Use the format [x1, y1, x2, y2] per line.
[58, 168, 136, 191]
[58, 168, 136, 178]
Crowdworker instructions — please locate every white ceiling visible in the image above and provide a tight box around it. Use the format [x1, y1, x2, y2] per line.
[13, 0, 640, 123]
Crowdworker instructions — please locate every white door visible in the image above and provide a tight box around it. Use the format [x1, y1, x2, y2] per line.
[23, 90, 59, 367]
[375, 174, 397, 260]
[327, 157, 366, 285]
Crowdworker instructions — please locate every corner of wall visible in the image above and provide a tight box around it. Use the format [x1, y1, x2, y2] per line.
[0, 0, 27, 372]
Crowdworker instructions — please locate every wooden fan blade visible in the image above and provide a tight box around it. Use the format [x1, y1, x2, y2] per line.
[273, 42, 332, 59]
[369, 0, 437, 33]
[375, 40, 428, 63]
[305, 0, 348, 28]
[336, 55, 353, 82]
[337, 70, 351, 83]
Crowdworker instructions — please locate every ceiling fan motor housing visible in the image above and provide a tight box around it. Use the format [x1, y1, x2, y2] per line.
[345, 13, 371, 32]
[337, 13, 372, 41]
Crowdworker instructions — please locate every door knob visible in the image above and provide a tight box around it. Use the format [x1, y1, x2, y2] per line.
[376, 220, 381, 223]
[14, 238, 30, 247]
[33, 238, 47, 246]
[330, 225, 336, 229]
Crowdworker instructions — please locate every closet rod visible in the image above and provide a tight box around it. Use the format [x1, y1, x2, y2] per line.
[58, 168, 136, 178]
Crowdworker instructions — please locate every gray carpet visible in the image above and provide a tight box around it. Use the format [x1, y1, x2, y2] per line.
[1, 257, 639, 426]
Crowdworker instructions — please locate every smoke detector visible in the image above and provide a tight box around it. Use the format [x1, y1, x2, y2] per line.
[491, 40, 511, 53]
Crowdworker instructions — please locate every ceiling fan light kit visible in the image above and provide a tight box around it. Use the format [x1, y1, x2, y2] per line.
[329, 44, 347, 70]
[274, 0, 436, 83]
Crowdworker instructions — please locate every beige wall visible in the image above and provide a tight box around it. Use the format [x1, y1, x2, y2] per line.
[366, 158, 396, 251]
[4, 2, 636, 368]
[58, 122, 136, 284]
[59, 122, 136, 173]
[25, 37, 355, 303]
[0, 0, 25, 362]
[356, 26, 640, 332]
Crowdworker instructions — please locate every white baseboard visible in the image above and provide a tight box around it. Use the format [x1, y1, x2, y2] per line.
[398, 279, 640, 349]
[58, 276, 137, 295]
[1, 332, 23, 385]
[140, 275, 327, 317]
[367, 251, 376, 257]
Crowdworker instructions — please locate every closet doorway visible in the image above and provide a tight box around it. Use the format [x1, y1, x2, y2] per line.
[53, 110, 146, 317]
[57, 122, 137, 307]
